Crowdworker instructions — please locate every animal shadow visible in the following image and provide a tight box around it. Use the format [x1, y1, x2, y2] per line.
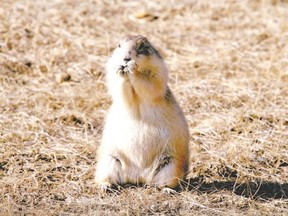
[184, 177, 288, 200]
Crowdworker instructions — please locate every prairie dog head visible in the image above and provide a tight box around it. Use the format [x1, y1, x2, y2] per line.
[106, 35, 164, 76]
[116, 35, 162, 66]
[106, 35, 169, 101]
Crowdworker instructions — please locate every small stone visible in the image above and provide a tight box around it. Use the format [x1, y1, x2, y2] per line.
[56, 72, 71, 83]
[39, 65, 48, 73]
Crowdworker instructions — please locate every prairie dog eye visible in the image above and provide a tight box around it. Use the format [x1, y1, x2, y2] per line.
[118, 44, 121, 48]
[137, 42, 150, 55]
[138, 42, 146, 50]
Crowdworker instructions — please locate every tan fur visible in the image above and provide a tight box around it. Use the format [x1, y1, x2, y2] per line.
[95, 35, 189, 192]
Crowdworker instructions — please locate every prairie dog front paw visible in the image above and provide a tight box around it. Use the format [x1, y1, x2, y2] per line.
[126, 60, 137, 74]
[116, 65, 126, 76]
[116, 61, 137, 76]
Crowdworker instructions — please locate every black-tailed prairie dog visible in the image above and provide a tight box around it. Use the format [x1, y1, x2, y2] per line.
[95, 35, 189, 193]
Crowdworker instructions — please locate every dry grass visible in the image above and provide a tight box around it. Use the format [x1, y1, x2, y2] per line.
[0, 0, 288, 215]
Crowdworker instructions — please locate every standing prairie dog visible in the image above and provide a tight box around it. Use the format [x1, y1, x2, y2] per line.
[95, 35, 189, 193]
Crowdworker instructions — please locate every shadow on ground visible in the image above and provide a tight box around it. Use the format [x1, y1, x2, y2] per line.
[184, 178, 288, 200]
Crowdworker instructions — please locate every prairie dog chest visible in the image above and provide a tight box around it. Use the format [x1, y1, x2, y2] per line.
[107, 104, 170, 151]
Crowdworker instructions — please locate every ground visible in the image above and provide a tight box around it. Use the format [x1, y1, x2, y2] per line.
[0, 0, 288, 215]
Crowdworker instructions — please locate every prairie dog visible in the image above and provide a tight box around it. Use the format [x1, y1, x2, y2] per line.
[95, 35, 189, 193]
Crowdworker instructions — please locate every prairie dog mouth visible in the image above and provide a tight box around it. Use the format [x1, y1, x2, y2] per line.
[117, 65, 129, 75]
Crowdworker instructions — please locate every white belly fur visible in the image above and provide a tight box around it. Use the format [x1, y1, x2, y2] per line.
[99, 103, 172, 184]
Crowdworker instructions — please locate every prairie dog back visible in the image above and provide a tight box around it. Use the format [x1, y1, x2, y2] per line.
[95, 35, 189, 193]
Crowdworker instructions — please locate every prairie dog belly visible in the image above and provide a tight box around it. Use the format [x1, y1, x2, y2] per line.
[101, 104, 171, 174]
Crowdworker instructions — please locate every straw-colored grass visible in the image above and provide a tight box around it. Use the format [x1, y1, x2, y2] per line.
[0, 0, 287, 215]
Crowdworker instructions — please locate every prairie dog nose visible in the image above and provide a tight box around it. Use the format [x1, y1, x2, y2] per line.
[124, 57, 131, 62]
